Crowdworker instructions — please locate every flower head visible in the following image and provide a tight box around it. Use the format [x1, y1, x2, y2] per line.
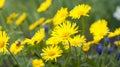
[29, 18, 45, 31]
[10, 40, 25, 55]
[51, 21, 78, 43]
[70, 35, 86, 47]
[53, 7, 68, 25]
[90, 19, 109, 43]
[32, 59, 45, 67]
[0, 30, 9, 53]
[108, 28, 120, 38]
[69, 4, 91, 19]
[6, 12, 18, 24]
[27, 28, 45, 45]
[15, 12, 27, 26]
[0, 0, 5, 9]
[41, 46, 63, 62]
[37, 0, 52, 12]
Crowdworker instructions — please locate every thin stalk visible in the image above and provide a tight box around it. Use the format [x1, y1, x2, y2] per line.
[63, 42, 71, 67]
[74, 47, 79, 67]
[7, 47, 20, 67]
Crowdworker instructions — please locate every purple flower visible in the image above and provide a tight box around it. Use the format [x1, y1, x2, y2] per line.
[97, 44, 103, 55]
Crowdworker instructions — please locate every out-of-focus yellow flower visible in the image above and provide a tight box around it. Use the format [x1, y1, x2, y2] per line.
[42, 18, 52, 26]
[0, 30, 9, 54]
[70, 35, 86, 47]
[90, 19, 109, 43]
[10, 40, 25, 55]
[29, 18, 45, 31]
[0, 25, 2, 30]
[37, 0, 52, 12]
[69, 4, 91, 19]
[51, 21, 78, 44]
[46, 37, 61, 46]
[108, 28, 120, 38]
[0, 0, 5, 9]
[41, 46, 63, 62]
[6, 13, 18, 24]
[53, 7, 68, 25]
[82, 44, 90, 52]
[114, 40, 120, 46]
[32, 59, 45, 67]
[27, 28, 45, 45]
[15, 12, 27, 26]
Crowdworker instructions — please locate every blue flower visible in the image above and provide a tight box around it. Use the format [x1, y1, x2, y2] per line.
[116, 53, 120, 60]
[108, 48, 114, 54]
[44, 25, 49, 32]
[105, 37, 110, 44]
[97, 44, 103, 55]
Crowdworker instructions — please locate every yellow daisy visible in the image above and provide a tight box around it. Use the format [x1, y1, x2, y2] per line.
[70, 35, 86, 47]
[114, 40, 120, 46]
[15, 12, 27, 26]
[51, 21, 78, 43]
[27, 28, 45, 45]
[53, 7, 68, 25]
[32, 59, 45, 67]
[6, 12, 18, 24]
[10, 40, 25, 55]
[29, 17, 45, 31]
[0, 30, 9, 53]
[69, 4, 91, 19]
[0, 0, 5, 9]
[90, 19, 109, 43]
[108, 28, 120, 38]
[41, 46, 63, 62]
[37, 0, 52, 12]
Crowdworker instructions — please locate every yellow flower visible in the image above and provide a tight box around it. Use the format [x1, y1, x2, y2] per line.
[70, 35, 86, 47]
[46, 37, 61, 46]
[0, 0, 5, 9]
[32, 59, 45, 67]
[37, 0, 52, 12]
[114, 40, 120, 46]
[41, 46, 63, 62]
[0, 30, 9, 53]
[108, 28, 120, 38]
[69, 4, 91, 19]
[53, 7, 68, 25]
[27, 28, 45, 45]
[51, 21, 78, 43]
[15, 12, 27, 26]
[82, 44, 90, 52]
[6, 12, 18, 24]
[10, 40, 25, 55]
[29, 18, 45, 31]
[90, 19, 109, 43]
[42, 18, 52, 26]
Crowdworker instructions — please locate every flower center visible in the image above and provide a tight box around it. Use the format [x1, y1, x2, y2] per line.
[48, 51, 55, 56]
[0, 41, 4, 48]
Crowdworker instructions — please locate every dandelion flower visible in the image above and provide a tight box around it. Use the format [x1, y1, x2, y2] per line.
[70, 35, 86, 47]
[6, 12, 18, 24]
[27, 28, 45, 45]
[15, 12, 27, 26]
[108, 28, 120, 38]
[37, 0, 52, 12]
[114, 40, 120, 46]
[29, 17, 45, 31]
[32, 59, 45, 67]
[0, 30, 9, 53]
[69, 4, 91, 19]
[0, 0, 5, 9]
[90, 19, 109, 43]
[51, 21, 78, 43]
[10, 40, 25, 55]
[53, 7, 68, 25]
[41, 46, 63, 62]
[82, 43, 91, 52]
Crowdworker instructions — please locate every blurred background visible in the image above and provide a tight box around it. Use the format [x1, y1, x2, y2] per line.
[0, 0, 120, 42]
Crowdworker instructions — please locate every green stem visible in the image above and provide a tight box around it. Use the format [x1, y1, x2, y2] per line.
[74, 47, 79, 67]
[82, 18, 85, 35]
[7, 47, 20, 67]
[63, 42, 71, 67]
